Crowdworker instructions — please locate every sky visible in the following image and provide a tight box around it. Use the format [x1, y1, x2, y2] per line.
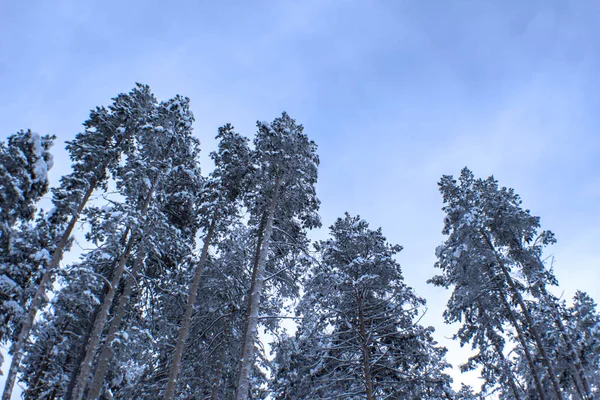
[1, 0, 600, 394]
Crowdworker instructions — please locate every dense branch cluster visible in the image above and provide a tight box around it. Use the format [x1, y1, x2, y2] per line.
[0, 85, 598, 399]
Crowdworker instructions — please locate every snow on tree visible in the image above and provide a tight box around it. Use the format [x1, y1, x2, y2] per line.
[68, 94, 197, 400]
[429, 167, 575, 399]
[567, 291, 600, 394]
[0, 129, 54, 240]
[513, 291, 600, 399]
[235, 112, 321, 400]
[86, 105, 204, 400]
[272, 214, 453, 399]
[1, 85, 154, 400]
[0, 129, 53, 376]
[163, 123, 251, 399]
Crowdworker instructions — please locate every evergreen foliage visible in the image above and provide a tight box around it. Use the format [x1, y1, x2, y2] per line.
[1, 88, 598, 400]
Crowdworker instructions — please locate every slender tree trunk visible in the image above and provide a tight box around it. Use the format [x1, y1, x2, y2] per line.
[519, 250, 591, 398]
[86, 254, 144, 399]
[235, 177, 281, 400]
[481, 230, 564, 400]
[65, 229, 132, 400]
[237, 213, 267, 372]
[571, 374, 586, 400]
[65, 301, 105, 400]
[501, 267, 564, 400]
[164, 217, 217, 400]
[357, 293, 375, 400]
[70, 180, 156, 400]
[2, 179, 97, 400]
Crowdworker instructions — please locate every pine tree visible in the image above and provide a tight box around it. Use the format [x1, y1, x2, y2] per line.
[174, 225, 256, 400]
[430, 167, 567, 399]
[235, 113, 321, 400]
[87, 113, 203, 399]
[69, 94, 196, 400]
[111, 224, 258, 399]
[0, 129, 54, 244]
[1, 84, 153, 400]
[0, 129, 53, 377]
[164, 123, 251, 399]
[514, 292, 600, 398]
[568, 291, 600, 394]
[272, 214, 453, 399]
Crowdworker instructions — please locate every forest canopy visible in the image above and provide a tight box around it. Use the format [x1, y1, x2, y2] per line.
[1, 84, 599, 400]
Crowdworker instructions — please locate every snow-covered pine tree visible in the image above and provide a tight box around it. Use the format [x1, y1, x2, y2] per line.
[503, 222, 593, 398]
[0, 129, 54, 247]
[235, 113, 321, 400]
[174, 225, 257, 399]
[164, 123, 251, 399]
[567, 291, 600, 394]
[112, 223, 260, 399]
[514, 291, 600, 399]
[1, 84, 153, 400]
[430, 167, 566, 399]
[512, 300, 575, 399]
[272, 214, 453, 399]
[68, 94, 196, 400]
[86, 100, 203, 399]
[0, 129, 53, 377]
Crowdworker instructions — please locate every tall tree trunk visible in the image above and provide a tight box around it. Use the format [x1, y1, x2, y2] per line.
[481, 230, 563, 400]
[86, 254, 144, 399]
[236, 212, 267, 375]
[65, 228, 132, 400]
[164, 217, 217, 400]
[235, 177, 281, 400]
[357, 293, 375, 400]
[65, 300, 105, 400]
[70, 180, 157, 400]
[2, 179, 97, 400]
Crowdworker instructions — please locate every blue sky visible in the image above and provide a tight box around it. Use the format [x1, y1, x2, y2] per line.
[2, 0, 600, 392]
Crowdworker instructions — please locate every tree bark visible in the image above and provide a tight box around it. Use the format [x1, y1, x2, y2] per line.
[65, 228, 132, 400]
[86, 253, 144, 399]
[70, 180, 156, 400]
[481, 230, 564, 400]
[235, 177, 281, 400]
[2, 179, 97, 400]
[164, 217, 217, 400]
